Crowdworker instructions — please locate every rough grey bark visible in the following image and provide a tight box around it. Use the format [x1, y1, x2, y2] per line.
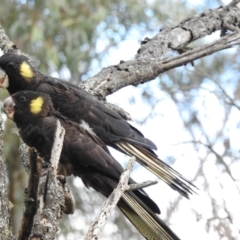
[84, 31, 240, 99]
[81, 2, 240, 99]
[19, 139, 31, 174]
[17, 149, 42, 240]
[0, 115, 14, 240]
[17, 121, 74, 240]
[136, 1, 240, 58]
[29, 121, 68, 240]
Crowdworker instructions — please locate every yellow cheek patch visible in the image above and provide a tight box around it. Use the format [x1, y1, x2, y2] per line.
[30, 96, 44, 114]
[20, 62, 34, 80]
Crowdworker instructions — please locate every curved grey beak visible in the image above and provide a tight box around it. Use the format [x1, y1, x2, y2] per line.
[0, 68, 9, 88]
[3, 96, 15, 119]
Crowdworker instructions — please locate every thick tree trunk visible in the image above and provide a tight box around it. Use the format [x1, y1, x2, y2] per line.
[0, 115, 14, 240]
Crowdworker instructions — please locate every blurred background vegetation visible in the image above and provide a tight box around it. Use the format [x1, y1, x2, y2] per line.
[0, 0, 239, 239]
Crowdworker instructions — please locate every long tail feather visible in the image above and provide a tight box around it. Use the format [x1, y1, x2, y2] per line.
[120, 192, 180, 240]
[117, 142, 196, 198]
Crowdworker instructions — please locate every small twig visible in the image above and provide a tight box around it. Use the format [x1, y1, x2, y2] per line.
[127, 180, 158, 191]
[17, 148, 42, 240]
[84, 156, 136, 240]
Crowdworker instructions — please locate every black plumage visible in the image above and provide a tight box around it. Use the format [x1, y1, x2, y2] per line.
[3, 91, 180, 240]
[0, 53, 195, 197]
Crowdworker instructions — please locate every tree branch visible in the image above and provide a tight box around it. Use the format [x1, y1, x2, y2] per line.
[79, 2, 240, 98]
[136, 2, 240, 58]
[29, 120, 68, 240]
[17, 149, 42, 240]
[127, 180, 158, 191]
[84, 157, 158, 240]
[84, 30, 240, 99]
[50, 120, 65, 176]
[84, 156, 136, 240]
